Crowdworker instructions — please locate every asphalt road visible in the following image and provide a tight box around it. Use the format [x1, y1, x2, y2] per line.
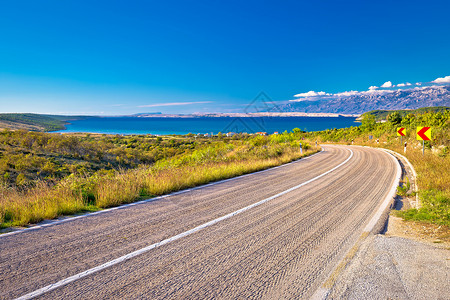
[0, 145, 399, 299]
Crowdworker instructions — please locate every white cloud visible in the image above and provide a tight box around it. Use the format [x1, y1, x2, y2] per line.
[432, 75, 450, 83]
[293, 91, 330, 97]
[364, 89, 395, 95]
[334, 90, 359, 96]
[334, 89, 395, 97]
[138, 101, 213, 108]
[396, 82, 413, 87]
[368, 86, 378, 90]
[381, 81, 393, 88]
[415, 82, 422, 86]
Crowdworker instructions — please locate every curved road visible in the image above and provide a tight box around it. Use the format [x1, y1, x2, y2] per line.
[0, 145, 399, 299]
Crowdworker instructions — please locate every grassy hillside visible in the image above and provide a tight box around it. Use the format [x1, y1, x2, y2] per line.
[0, 130, 318, 229]
[362, 106, 449, 121]
[0, 113, 86, 132]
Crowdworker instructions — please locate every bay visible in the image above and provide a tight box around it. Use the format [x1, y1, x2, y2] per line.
[57, 116, 359, 135]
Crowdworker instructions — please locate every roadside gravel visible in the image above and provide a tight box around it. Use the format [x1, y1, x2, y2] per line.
[327, 232, 449, 300]
[327, 149, 449, 300]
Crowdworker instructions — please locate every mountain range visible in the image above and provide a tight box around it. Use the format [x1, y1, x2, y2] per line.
[277, 85, 450, 114]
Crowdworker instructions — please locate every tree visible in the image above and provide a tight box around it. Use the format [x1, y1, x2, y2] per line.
[360, 114, 376, 132]
[387, 112, 402, 125]
[401, 113, 415, 126]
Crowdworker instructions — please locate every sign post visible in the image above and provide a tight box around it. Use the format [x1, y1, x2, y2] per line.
[397, 127, 406, 145]
[416, 127, 432, 155]
[300, 143, 303, 155]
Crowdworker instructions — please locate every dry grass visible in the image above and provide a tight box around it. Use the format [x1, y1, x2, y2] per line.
[357, 138, 450, 226]
[0, 146, 317, 228]
[0, 182, 86, 227]
[96, 148, 306, 208]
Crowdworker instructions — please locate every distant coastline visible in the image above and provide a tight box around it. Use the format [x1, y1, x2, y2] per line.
[130, 112, 361, 118]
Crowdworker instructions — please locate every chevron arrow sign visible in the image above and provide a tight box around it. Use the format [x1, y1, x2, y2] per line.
[397, 127, 406, 136]
[416, 127, 431, 140]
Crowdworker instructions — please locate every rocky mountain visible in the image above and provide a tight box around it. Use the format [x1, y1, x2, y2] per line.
[278, 86, 450, 114]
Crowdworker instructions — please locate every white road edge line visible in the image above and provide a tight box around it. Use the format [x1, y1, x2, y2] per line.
[310, 146, 402, 300]
[14, 149, 353, 300]
[362, 150, 401, 232]
[1, 150, 326, 238]
[382, 148, 419, 208]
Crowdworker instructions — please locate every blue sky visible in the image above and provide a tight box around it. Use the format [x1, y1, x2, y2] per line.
[1, 0, 449, 115]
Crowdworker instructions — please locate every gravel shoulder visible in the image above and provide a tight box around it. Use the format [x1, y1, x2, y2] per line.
[327, 233, 449, 300]
[327, 149, 449, 300]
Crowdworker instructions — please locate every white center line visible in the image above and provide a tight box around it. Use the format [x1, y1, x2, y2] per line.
[15, 149, 353, 300]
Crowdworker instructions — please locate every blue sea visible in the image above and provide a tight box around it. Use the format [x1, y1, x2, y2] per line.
[57, 116, 359, 135]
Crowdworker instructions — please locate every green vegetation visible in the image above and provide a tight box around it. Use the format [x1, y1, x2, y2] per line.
[0, 130, 318, 228]
[397, 176, 410, 197]
[361, 106, 449, 122]
[0, 113, 86, 132]
[305, 108, 450, 226]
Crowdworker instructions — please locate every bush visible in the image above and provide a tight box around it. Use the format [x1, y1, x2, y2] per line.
[397, 190, 450, 225]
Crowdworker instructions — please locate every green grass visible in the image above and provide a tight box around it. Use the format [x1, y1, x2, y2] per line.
[396, 190, 449, 225]
[392, 149, 450, 226]
[0, 130, 318, 229]
[0, 149, 318, 228]
[396, 176, 411, 197]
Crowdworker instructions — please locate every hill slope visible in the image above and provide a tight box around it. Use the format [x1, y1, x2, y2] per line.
[0, 114, 85, 132]
[362, 106, 450, 121]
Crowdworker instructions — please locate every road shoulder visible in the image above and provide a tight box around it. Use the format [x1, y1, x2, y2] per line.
[326, 232, 449, 300]
[325, 148, 449, 300]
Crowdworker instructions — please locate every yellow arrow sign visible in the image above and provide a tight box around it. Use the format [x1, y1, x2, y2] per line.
[397, 127, 406, 136]
[416, 127, 432, 140]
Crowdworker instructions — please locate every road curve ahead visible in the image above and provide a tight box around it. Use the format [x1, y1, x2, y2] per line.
[0, 145, 399, 300]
